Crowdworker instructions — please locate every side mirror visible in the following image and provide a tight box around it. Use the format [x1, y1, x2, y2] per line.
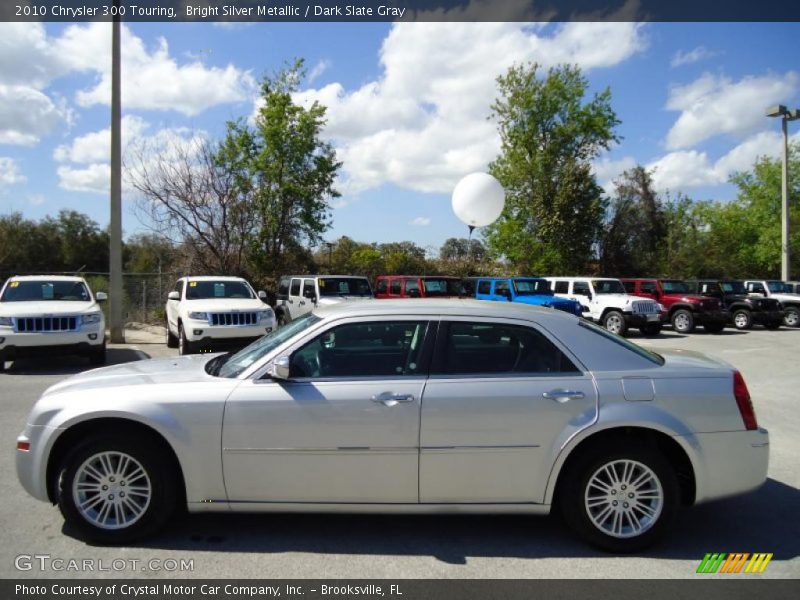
[168, 291, 180, 301]
[268, 355, 291, 380]
[303, 289, 317, 302]
[407, 288, 421, 298]
[258, 290, 267, 300]
[95, 291, 108, 301]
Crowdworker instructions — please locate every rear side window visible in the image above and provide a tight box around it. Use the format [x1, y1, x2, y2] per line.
[433, 322, 579, 376]
[477, 281, 491, 294]
[573, 281, 591, 296]
[553, 281, 569, 294]
[290, 279, 301, 296]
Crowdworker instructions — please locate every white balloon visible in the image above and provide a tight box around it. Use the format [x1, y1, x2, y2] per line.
[451, 172, 506, 228]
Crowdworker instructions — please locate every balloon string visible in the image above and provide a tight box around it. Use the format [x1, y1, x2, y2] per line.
[468, 225, 475, 241]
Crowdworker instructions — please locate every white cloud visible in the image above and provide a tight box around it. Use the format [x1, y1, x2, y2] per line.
[308, 59, 331, 84]
[54, 116, 149, 164]
[647, 130, 800, 193]
[288, 21, 646, 194]
[670, 46, 718, 68]
[593, 155, 637, 193]
[409, 216, 431, 226]
[56, 163, 110, 194]
[27, 194, 45, 206]
[0, 157, 26, 186]
[0, 84, 70, 146]
[664, 71, 800, 150]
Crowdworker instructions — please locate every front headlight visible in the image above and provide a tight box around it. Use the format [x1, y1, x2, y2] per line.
[259, 308, 273, 322]
[189, 311, 208, 320]
[0, 316, 12, 327]
[82, 313, 102, 325]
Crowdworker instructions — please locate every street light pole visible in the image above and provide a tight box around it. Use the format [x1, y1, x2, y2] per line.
[766, 105, 799, 282]
[109, 2, 124, 342]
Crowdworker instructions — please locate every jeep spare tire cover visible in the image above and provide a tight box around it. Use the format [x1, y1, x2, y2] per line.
[452, 172, 506, 228]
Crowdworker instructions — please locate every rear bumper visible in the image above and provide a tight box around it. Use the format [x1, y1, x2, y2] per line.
[686, 428, 769, 504]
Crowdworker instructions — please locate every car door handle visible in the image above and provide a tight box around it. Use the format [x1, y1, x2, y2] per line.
[542, 389, 585, 403]
[299, 300, 306, 306]
[372, 392, 415, 406]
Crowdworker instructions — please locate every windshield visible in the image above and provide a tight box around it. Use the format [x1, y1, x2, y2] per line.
[318, 278, 372, 297]
[422, 278, 462, 296]
[721, 281, 746, 294]
[661, 280, 690, 294]
[514, 279, 553, 296]
[592, 279, 625, 294]
[186, 280, 254, 300]
[1, 280, 91, 302]
[766, 281, 792, 293]
[215, 314, 322, 378]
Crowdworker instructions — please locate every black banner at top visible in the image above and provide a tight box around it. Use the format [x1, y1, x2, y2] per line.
[2, 0, 800, 23]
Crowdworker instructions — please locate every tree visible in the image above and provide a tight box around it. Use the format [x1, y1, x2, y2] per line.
[439, 237, 487, 276]
[485, 63, 619, 274]
[600, 166, 666, 276]
[124, 233, 175, 273]
[223, 59, 341, 279]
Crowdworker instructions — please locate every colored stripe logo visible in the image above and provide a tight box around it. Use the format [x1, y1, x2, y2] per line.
[697, 553, 773, 574]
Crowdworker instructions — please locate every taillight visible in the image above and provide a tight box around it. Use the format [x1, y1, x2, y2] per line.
[733, 370, 758, 430]
[16, 440, 30, 452]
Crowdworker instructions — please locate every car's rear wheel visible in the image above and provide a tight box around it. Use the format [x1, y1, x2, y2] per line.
[782, 306, 799, 328]
[732, 309, 753, 330]
[559, 444, 678, 552]
[704, 322, 725, 333]
[602, 311, 627, 336]
[166, 319, 178, 348]
[56, 435, 177, 543]
[88, 341, 106, 366]
[671, 309, 695, 333]
[178, 323, 193, 355]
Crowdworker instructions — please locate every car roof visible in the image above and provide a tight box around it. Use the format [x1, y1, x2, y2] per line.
[312, 298, 575, 324]
[545, 276, 618, 280]
[183, 276, 248, 282]
[478, 276, 546, 280]
[8, 275, 86, 282]
[282, 275, 369, 279]
[376, 275, 461, 279]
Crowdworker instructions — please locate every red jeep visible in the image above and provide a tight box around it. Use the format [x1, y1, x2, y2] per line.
[374, 275, 463, 299]
[621, 278, 729, 334]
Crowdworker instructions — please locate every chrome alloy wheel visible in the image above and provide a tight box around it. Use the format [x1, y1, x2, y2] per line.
[72, 451, 152, 530]
[605, 314, 623, 334]
[673, 312, 690, 331]
[734, 312, 749, 328]
[584, 459, 663, 539]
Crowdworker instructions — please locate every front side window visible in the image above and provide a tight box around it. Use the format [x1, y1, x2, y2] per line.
[318, 277, 372, 297]
[639, 281, 658, 294]
[766, 281, 790, 293]
[289, 321, 429, 378]
[593, 279, 625, 294]
[434, 321, 579, 375]
[494, 281, 511, 296]
[422, 278, 461, 296]
[477, 280, 491, 295]
[186, 280, 254, 300]
[405, 279, 421, 297]
[302, 279, 316, 298]
[376, 279, 388, 294]
[721, 281, 746, 294]
[290, 279, 301, 296]
[514, 279, 553, 296]
[390, 279, 402, 295]
[622, 281, 636, 293]
[1, 280, 90, 302]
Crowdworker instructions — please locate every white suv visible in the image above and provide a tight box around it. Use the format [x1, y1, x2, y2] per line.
[274, 275, 373, 325]
[546, 277, 663, 336]
[744, 280, 800, 327]
[0, 275, 106, 370]
[165, 276, 275, 355]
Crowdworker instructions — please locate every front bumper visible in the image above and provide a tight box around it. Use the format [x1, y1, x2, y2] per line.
[750, 310, 785, 325]
[686, 428, 769, 504]
[623, 312, 662, 327]
[1, 329, 104, 361]
[183, 321, 275, 343]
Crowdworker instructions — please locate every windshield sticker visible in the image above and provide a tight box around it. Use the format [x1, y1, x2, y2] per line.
[319, 280, 325, 287]
[214, 283, 225, 297]
[41, 283, 54, 300]
[9, 281, 19, 288]
[189, 281, 197, 287]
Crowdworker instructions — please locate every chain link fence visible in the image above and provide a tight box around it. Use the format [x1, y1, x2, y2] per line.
[1, 271, 183, 326]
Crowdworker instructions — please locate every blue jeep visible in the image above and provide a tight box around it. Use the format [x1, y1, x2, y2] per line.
[473, 277, 584, 317]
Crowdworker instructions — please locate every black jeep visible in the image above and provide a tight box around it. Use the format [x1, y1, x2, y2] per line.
[686, 280, 783, 330]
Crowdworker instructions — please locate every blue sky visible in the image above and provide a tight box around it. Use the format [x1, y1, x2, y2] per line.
[1, 20, 798, 253]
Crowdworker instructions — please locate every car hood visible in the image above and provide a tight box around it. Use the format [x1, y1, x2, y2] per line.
[43, 354, 218, 397]
[316, 296, 373, 305]
[0, 300, 98, 316]
[181, 299, 267, 312]
[767, 293, 800, 302]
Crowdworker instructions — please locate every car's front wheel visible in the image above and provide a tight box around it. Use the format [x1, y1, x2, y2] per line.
[559, 444, 678, 552]
[88, 341, 106, 366]
[178, 323, 193, 355]
[602, 311, 628, 336]
[732, 309, 753, 330]
[166, 319, 178, 348]
[671, 309, 695, 333]
[56, 435, 177, 543]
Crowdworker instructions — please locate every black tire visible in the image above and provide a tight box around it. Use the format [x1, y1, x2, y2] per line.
[166, 319, 178, 348]
[88, 341, 106, 366]
[640, 323, 662, 336]
[0, 360, 5, 372]
[602, 310, 628, 336]
[276, 312, 289, 328]
[782, 306, 800, 328]
[764, 320, 782, 330]
[178, 323, 193, 355]
[56, 434, 177, 544]
[559, 443, 679, 553]
[670, 309, 695, 334]
[732, 309, 753, 330]
[704, 322, 725, 333]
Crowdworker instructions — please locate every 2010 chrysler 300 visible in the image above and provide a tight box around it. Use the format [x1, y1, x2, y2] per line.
[16, 300, 769, 551]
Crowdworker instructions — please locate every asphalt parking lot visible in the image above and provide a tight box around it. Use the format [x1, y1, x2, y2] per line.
[1, 326, 798, 579]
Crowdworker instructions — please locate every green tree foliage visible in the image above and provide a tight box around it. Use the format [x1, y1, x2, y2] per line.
[220, 59, 341, 279]
[601, 166, 667, 276]
[485, 63, 619, 274]
[438, 237, 487, 276]
[123, 233, 175, 273]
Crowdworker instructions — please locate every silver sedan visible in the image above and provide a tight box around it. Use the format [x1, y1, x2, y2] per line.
[16, 300, 769, 552]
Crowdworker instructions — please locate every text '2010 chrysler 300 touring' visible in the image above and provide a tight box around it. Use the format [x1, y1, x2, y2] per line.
[16, 300, 769, 552]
